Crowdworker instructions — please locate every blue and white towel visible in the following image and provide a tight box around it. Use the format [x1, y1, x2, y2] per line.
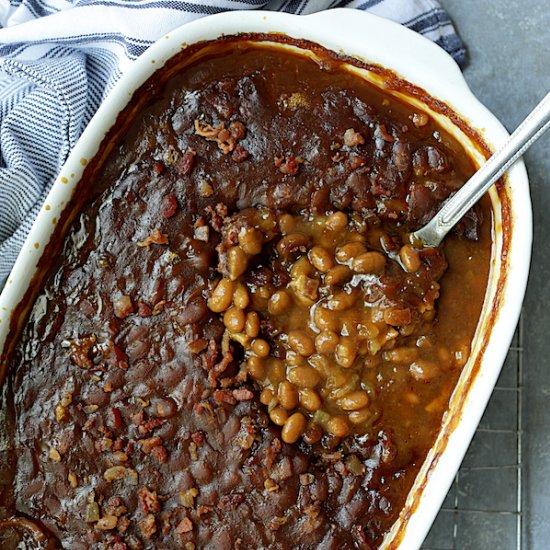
[0, 0, 465, 284]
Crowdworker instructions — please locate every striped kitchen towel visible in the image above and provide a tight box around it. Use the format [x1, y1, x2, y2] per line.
[0, 0, 465, 284]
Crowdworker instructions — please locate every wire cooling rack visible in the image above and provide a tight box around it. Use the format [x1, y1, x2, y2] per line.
[423, 313, 523, 550]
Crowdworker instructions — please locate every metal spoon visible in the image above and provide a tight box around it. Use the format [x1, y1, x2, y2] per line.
[411, 92, 550, 248]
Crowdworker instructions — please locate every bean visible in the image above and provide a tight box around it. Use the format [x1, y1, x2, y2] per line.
[287, 330, 315, 357]
[276, 233, 310, 258]
[335, 337, 357, 368]
[313, 305, 339, 331]
[324, 265, 352, 286]
[278, 213, 296, 234]
[260, 388, 275, 405]
[208, 278, 235, 313]
[315, 330, 339, 354]
[268, 290, 292, 315]
[327, 416, 350, 438]
[266, 358, 286, 384]
[300, 389, 322, 411]
[352, 251, 386, 274]
[245, 311, 260, 337]
[270, 406, 288, 426]
[286, 350, 306, 367]
[309, 246, 334, 273]
[238, 227, 263, 255]
[399, 244, 421, 272]
[288, 366, 321, 388]
[348, 407, 372, 425]
[326, 211, 348, 231]
[336, 242, 366, 263]
[339, 390, 369, 411]
[247, 356, 265, 380]
[382, 347, 419, 364]
[303, 425, 323, 445]
[281, 412, 306, 443]
[278, 381, 299, 410]
[290, 256, 314, 278]
[327, 289, 358, 311]
[227, 246, 249, 280]
[409, 360, 440, 381]
[252, 338, 270, 358]
[233, 284, 250, 309]
[223, 307, 245, 333]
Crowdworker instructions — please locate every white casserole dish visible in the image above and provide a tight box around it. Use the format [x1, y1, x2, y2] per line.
[0, 8, 532, 549]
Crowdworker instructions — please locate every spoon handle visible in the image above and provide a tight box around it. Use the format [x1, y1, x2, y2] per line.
[413, 91, 550, 247]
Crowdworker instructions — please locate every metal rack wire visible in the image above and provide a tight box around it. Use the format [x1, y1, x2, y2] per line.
[423, 314, 523, 550]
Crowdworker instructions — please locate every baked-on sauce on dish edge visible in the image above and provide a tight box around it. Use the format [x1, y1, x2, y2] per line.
[0, 38, 492, 549]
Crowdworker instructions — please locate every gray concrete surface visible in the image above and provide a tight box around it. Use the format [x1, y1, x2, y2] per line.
[423, 2, 550, 549]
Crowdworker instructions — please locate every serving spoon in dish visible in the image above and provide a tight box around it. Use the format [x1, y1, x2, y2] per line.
[412, 91, 550, 248]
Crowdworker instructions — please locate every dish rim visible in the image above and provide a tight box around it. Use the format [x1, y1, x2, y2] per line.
[0, 8, 532, 549]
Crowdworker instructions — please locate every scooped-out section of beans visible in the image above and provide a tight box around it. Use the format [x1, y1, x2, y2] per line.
[208, 207, 468, 444]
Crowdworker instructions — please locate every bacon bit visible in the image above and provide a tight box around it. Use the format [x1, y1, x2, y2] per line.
[376, 124, 395, 142]
[232, 388, 254, 401]
[194, 119, 246, 154]
[344, 128, 366, 147]
[193, 401, 214, 418]
[138, 417, 166, 436]
[151, 300, 167, 316]
[194, 225, 209, 242]
[137, 301, 153, 317]
[218, 493, 244, 510]
[178, 150, 196, 176]
[232, 144, 250, 162]
[198, 179, 214, 197]
[104, 496, 128, 518]
[95, 437, 113, 453]
[55, 403, 67, 423]
[107, 407, 123, 431]
[263, 438, 282, 470]
[274, 155, 302, 176]
[176, 517, 193, 534]
[49, 447, 61, 462]
[138, 514, 157, 540]
[191, 431, 206, 447]
[179, 487, 199, 508]
[160, 193, 178, 219]
[214, 389, 237, 405]
[264, 478, 279, 492]
[229, 120, 246, 139]
[349, 154, 366, 170]
[189, 442, 198, 461]
[139, 436, 162, 454]
[152, 161, 165, 175]
[300, 473, 315, 486]
[69, 334, 97, 369]
[197, 505, 213, 518]
[137, 228, 169, 248]
[384, 307, 412, 326]
[138, 487, 160, 514]
[268, 516, 288, 531]
[132, 409, 145, 426]
[151, 444, 168, 464]
[188, 338, 208, 354]
[68, 471, 78, 488]
[117, 515, 130, 534]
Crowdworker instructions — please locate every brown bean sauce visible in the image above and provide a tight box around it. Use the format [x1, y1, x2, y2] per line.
[0, 41, 492, 549]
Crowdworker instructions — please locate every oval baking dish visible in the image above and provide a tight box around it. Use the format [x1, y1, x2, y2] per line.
[0, 9, 531, 549]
